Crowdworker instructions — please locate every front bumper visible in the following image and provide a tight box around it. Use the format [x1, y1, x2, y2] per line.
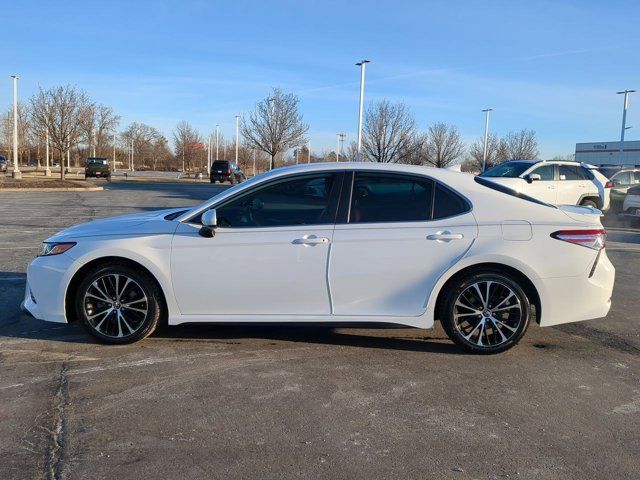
[22, 253, 75, 323]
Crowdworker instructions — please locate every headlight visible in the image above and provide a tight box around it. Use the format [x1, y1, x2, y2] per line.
[39, 242, 76, 256]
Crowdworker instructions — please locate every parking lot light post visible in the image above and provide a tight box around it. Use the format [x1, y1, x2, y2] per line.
[235, 115, 240, 166]
[617, 90, 635, 163]
[130, 139, 134, 172]
[355, 59, 370, 162]
[112, 134, 116, 173]
[307, 141, 311, 163]
[44, 104, 51, 176]
[215, 125, 219, 161]
[252, 148, 256, 176]
[336, 134, 340, 162]
[481, 108, 492, 172]
[11, 75, 21, 179]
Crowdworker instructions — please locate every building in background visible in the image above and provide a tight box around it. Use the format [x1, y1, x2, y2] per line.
[575, 141, 640, 166]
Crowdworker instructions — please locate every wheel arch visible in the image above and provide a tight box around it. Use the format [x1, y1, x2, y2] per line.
[64, 256, 169, 324]
[432, 262, 542, 325]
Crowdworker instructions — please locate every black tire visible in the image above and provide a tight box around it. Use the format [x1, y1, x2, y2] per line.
[74, 263, 163, 344]
[440, 271, 531, 354]
[580, 199, 598, 208]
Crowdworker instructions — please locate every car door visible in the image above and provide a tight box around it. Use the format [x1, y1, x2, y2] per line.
[557, 164, 590, 204]
[171, 172, 343, 315]
[329, 171, 477, 317]
[522, 163, 557, 203]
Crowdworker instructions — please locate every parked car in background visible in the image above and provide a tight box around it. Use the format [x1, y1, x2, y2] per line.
[0, 155, 7, 172]
[85, 157, 111, 180]
[598, 167, 640, 206]
[621, 185, 640, 225]
[210, 160, 245, 184]
[480, 160, 611, 211]
[22, 163, 614, 354]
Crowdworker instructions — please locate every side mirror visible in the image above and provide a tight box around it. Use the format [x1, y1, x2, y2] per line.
[199, 209, 218, 238]
[525, 173, 541, 183]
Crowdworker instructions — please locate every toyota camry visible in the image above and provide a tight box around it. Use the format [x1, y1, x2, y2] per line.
[22, 163, 615, 354]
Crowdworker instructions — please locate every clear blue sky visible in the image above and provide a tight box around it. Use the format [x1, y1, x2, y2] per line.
[1, 0, 638, 158]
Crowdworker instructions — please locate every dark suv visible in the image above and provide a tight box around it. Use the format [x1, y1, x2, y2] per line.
[0, 155, 7, 173]
[85, 157, 111, 180]
[210, 161, 245, 184]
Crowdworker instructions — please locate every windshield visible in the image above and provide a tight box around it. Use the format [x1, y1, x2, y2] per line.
[87, 159, 108, 165]
[480, 162, 533, 178]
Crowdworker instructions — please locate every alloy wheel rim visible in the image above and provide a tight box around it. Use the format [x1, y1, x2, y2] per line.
[83, 274, 149, 338]
[453, 280, 522, 348]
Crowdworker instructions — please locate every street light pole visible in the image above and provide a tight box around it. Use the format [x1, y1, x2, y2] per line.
[112, 134, 116, 172]
[131, 139, 134, 172]
[481, 108, 493, 172]
[336, 134, 340, 162]
[307, 141, 311, 163]
[235, 115, 240, 166]
[11, 75, 21, 179]
[355, 59, 370, 161]
[617, 90, 635, 164]
[44, 104, 51, 176]
[215, 125, 220, 161]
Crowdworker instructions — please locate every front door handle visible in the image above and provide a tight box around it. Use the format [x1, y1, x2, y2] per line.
[292, 235, 330, 246]
[427, 231, 464, 242]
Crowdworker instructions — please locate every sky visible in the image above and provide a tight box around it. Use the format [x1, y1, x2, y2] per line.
[1, 0, 639, 159]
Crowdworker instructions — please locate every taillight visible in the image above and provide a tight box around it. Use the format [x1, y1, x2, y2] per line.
[605, 181, 614, 188]
[551, 229, 606, 250]
[227, 168, 231, 175]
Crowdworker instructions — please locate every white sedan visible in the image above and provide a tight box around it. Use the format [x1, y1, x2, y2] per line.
[22, 163, 615, 354]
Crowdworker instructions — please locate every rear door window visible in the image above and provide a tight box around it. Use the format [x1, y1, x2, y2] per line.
[558, 165, 589, 181]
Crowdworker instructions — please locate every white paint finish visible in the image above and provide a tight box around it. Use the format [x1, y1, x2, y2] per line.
[329, 216, 477, 316]
[501, 221, 532, 241]
[171, 222, 333, 315]
[23, 162, 615, 333]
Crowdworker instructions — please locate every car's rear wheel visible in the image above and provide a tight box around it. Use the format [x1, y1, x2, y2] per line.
[75, 264, 163, 344]
[580, 199, 598, 208]
[440, 271, 531, 354]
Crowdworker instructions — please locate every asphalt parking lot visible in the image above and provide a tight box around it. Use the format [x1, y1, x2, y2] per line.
[1, 180, 639, 480]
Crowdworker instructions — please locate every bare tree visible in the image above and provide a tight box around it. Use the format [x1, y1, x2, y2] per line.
[241, 87, 308, 170]
[173, 121, 204, 172]
[422, 122, 465, 168]
[467, 133, 500, 171]
[362, 100, 417, 163]
[122, 122, 168, 170]
[94, 105, 120, 156]
[497, 129, 539, 162]
[30, 85, 91, 179]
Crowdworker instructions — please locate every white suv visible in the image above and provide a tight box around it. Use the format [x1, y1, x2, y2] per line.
[480, 160, 611, 211]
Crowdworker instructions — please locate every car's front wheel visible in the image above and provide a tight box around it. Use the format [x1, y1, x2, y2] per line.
[75, 263, 163, 344]
[440, 271, 531, 354]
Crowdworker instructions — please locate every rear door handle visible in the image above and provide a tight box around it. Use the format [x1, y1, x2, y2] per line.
[292, 235, 330, 246]
[426, 231, 464, 242]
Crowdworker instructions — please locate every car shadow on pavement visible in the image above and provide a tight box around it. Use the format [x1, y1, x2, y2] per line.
[1, 315, 462, 354]
[152, 324, 463, 355]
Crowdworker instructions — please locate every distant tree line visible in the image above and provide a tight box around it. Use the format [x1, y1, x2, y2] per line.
[1, 84, 543, 179]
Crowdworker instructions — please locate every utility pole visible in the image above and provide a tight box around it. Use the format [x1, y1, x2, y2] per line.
[235, 115, 240, 166]
[355, 59, 370, 162]
[481, 108, 493, 172]
[11, 75, 21, 178]
[617, 90, 635, 164]
[338, 133, 346, 163]
[44, 104, 51, 176]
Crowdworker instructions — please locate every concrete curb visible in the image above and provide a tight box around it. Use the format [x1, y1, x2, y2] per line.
[0, 186, 104, 192]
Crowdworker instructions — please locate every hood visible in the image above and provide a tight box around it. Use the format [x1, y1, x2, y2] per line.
[47, 207, 187, 241]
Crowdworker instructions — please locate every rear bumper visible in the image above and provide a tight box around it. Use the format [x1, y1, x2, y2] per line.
[538, 250, 615, 327]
